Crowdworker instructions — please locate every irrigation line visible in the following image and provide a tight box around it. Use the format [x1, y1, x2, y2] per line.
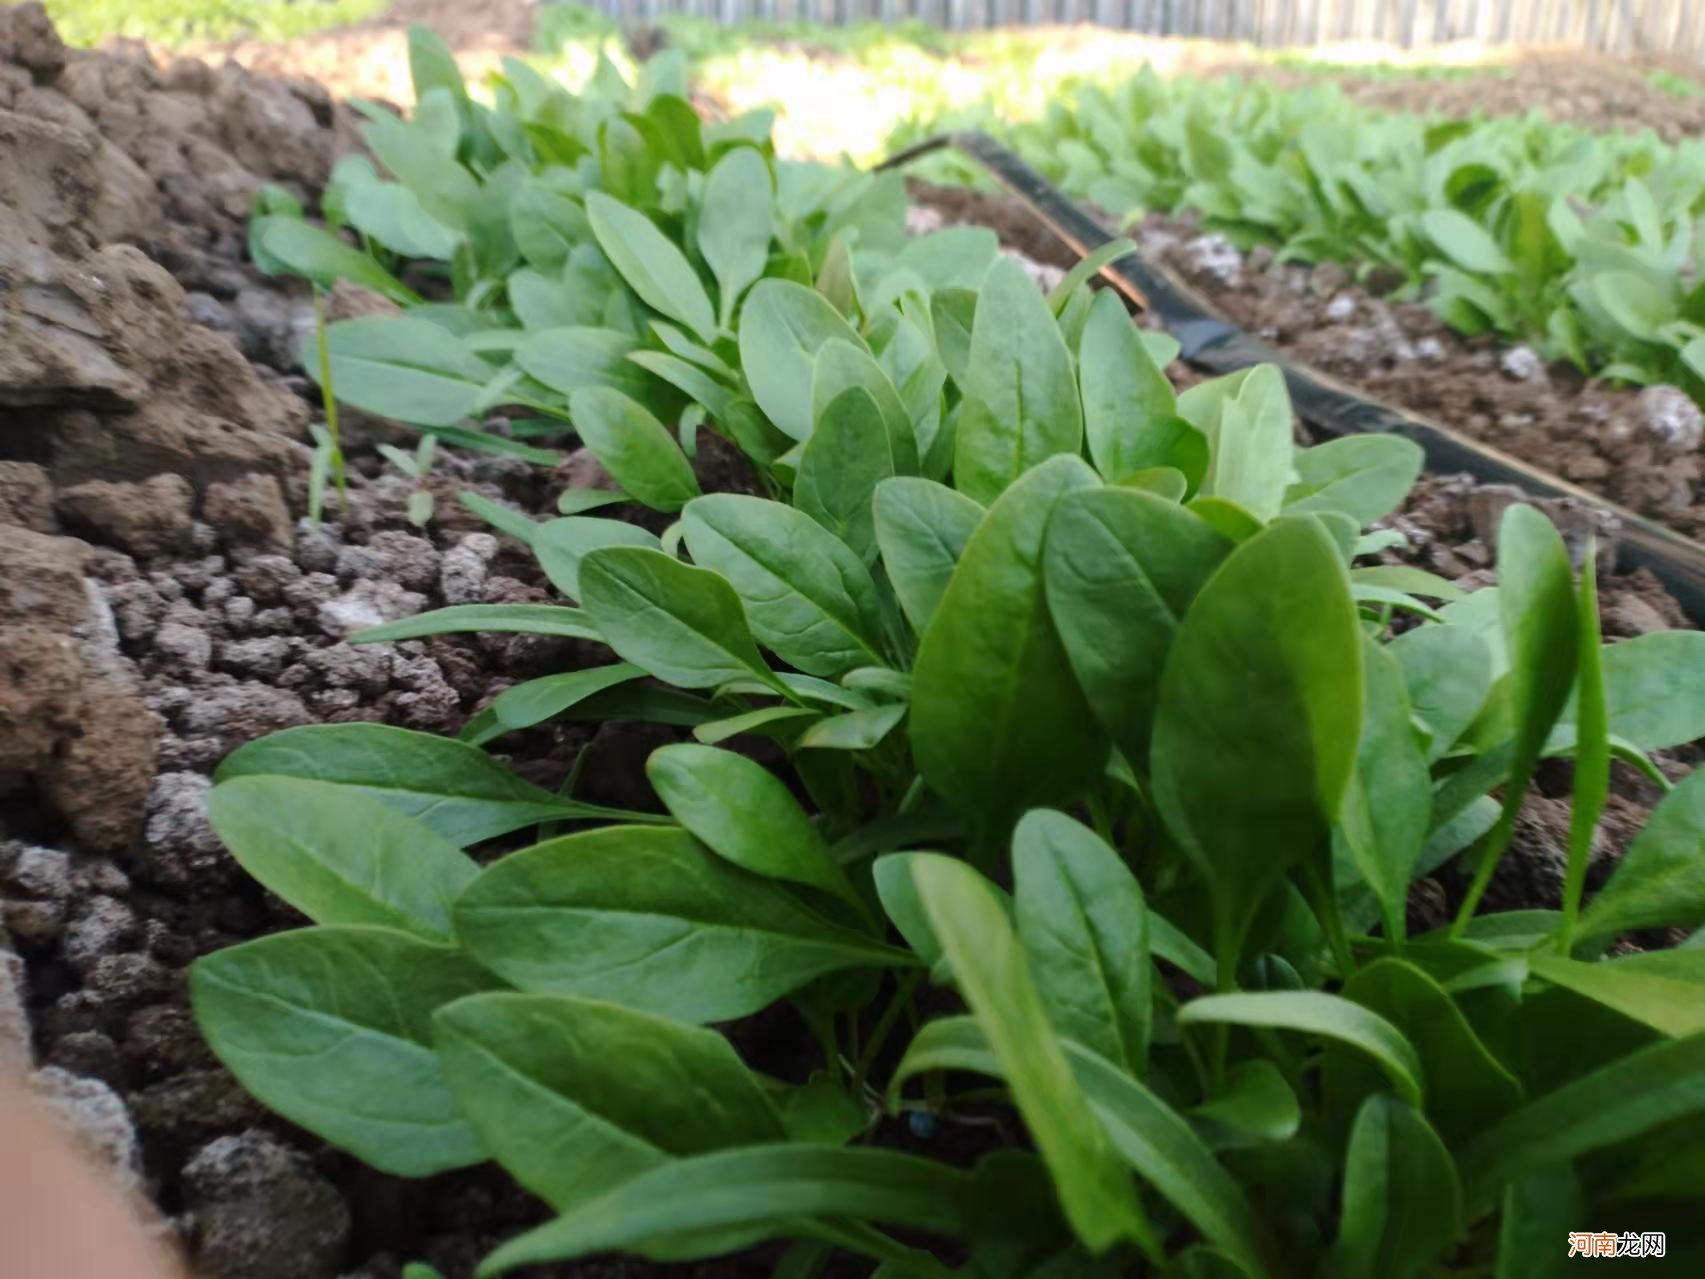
[879, 131, 1705, 624]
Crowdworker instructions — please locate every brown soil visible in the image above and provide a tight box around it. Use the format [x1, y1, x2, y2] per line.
[1233, 51, 1705, 142]
[180, 0, 540, 106]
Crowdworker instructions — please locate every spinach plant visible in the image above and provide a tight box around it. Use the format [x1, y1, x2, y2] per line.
[252, 25, 917, 486]
[201, 61, 1705, 1269]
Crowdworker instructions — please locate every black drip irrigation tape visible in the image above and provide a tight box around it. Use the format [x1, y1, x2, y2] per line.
[880, 132, 1705, 625]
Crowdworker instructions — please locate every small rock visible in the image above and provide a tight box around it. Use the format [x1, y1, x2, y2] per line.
[556, 449, 615, 493]
[176, 680, 309, 745]
[364, 530, 439, 592]
[298, 641, 390, 695]
[0, 2, 68, 82]
[222, 596, 257, 629]
[1633, 384, 1703, 452]
[154, 621, 213, 672]
[1323, 293, 1356, 323]
[439, 533, 497, 604]
[317, 579, 425, 638]
[83, 953, 175, 1006]
[125, 1005, 214, 1079]
[184, 1130, 352, 1279]
[332, 541, 383, 581]
[63, 896, 140, 972]
[217, 635, 290, 679]
[47, 1031, 124, 1090]
[1181, 234, 1241, 288]
[8, 843, 72, 900]
[231, 286, 300, 371]
[173, 555, 227, 595]
[128, 1068, 265, 1145]
[234, 553, 301, 604]
[1310, 261, 1349, 296]
[1, 950, 29, 1073]
[205, 474, 293, 550]
[2, 897, 64, 941]
[32, 1067, 140, 1186]
[0, 460, 55, 532]
[1604, 592, 1670, 638]
[1499, 344, 1545, 382]
[56, 475, 196, 559]
[141, 772, 231, 891]
[1415, 336, 1445, 361]
[293, 519, 342, 574]
[185, 291, 234, 332]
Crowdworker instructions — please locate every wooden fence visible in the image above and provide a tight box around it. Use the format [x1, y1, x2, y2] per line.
[576, 0, 1705, 60]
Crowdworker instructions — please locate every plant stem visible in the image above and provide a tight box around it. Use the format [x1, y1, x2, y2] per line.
[312, 288, 346, 510]
[1304, 863, 1357, 982]
[1449, 811, 1516, 939]
[803, 1006, 843, 1086]
[851, 973, 919, 1097]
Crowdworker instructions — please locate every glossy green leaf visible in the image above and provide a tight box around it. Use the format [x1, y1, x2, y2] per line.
[1152, 517, 1362, 963]
[586, 191, 717, 343]
[215, 723, 637, 845]
[890, 1019, 1273, 1279]
[646, 744, 854, 901]
[871, 476, 984, 633]
[681, 494, 887, 678]
[1043, 485, 1234, 768]
[207, 777, 478, 942]
[191, 927, 492, 1176]
[1458, 1031, 1705, 1205]
[1495, 1166, 1582, 1279]
[796, 703, 907, 751]
[1422, 208, 1512, 275]
[699, 146, 773, 328]
[352, 603, 598, 643]
[795, 386, 894, 563]
[1190, 1061, 1300, 1150]
[476, 1145, 968, 1276]
[579, 546, 784, 693]
[1527, 953, 1705, 1038]
[516, 327, 664, 412]
[1454, 506, 1579, 932]
[1390, 623, 1494, 762]
[1579, 768, 1705, 939]
[911, 456, 1106, 830]
[433, 992, 783, 1211]
[1283, 435, 1425, 526]
[568, 386, 700, 512]
[461, 664, 647, 746]
[533, 517, 659, 599]
[954, 256, 1083, 504]
[454, 825, 910, 1022]
[1197, 366, 1295, 522]
[1179, 992, 1423, 1107]
[1329, 959, 1523, 1145]
[1078, 290, 1186, 484]
[1332, 1095, 1461, 1279]
[811, 339, 916, 475]
[1013, 809, 1151, 1074]
[1336, 639, 1431, 942]
[314, 316, 489, 427]
[740, 280, 866, 441]
[911, 854, 1153, 1255]
[258, 218, 420, 303]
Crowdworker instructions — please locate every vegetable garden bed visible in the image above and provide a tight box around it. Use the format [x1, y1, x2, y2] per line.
[2, 11, 1704, 1279]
